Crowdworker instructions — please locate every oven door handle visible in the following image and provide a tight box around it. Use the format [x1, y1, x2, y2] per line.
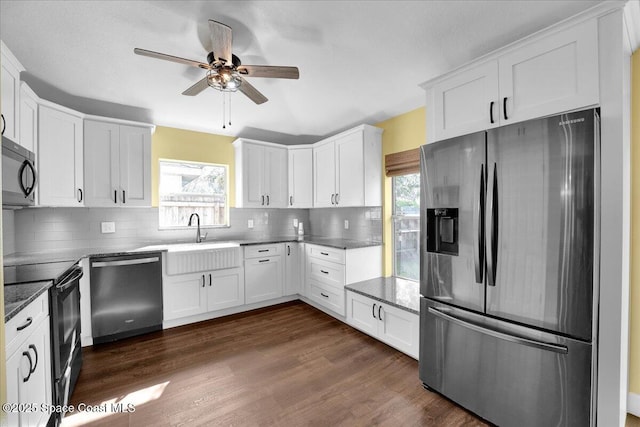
[56, 268, 84, 292]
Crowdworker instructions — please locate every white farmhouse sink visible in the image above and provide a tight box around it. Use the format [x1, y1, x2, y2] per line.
[162, 241, 241, 275]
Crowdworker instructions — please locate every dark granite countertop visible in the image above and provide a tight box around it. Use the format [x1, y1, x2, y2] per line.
[4, 236, 381, 267]
[4, 281, 52, 322]
[345, 277, 420, 314]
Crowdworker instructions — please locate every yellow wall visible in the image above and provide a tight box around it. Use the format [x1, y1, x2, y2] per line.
[375, 107, 426, 276]
[630, 49, 640, 396]
[151, 126, 237, 208]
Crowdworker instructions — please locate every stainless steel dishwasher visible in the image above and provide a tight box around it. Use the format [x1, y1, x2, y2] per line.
[90, 252, 162, 344]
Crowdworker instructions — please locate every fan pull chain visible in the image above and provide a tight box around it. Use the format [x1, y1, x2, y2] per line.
[222, 94, 226, 129]
[228, 93, 232, 127]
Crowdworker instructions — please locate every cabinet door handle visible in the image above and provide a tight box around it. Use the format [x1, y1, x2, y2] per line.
[22, 351, 33, 382]
[258, 259, 270, 263]
[17, 317, 33, 331]
[78, 188, 83, 203]
[28, 344, 38, 373]
[335, 193, 340, 205]
[320, 252, 329, 256]
[209, 274, 212, 287]
[320, 269, 329, 274]
[122, 190, 126, 204]
[503, 97, 508, 120]
[489, 101, 495, 124]
[378, 305, 383, 321]
[114, 190, 118, 204]
[1, 113, 5, 135]
[202, 274, 205, 287]
[266, 195, 270, 206]
[258, 249, 269, 253]
[320, 292, 329, 298]
[287, 245, 291, 256]
[289, 195, 293, 206]
[331, 194, 335, 205]
[372, 303, 377, 319]
[261, 195, 265, 206]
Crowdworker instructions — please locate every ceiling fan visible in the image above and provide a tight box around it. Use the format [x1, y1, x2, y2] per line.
[134, 20, 299, 105]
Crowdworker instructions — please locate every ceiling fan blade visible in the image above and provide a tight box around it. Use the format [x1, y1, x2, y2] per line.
[134, 48, 211, 69]
[182, 77, 210, 96]
[238, 65, 300, 79]
[209, 20, 232, 64]
[238, 77, 268, 104]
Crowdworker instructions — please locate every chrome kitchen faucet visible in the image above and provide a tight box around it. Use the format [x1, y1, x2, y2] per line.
[187, 213, 207, 243]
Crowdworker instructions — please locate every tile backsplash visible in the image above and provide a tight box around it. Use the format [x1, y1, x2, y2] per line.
[3, 206, 381, 255]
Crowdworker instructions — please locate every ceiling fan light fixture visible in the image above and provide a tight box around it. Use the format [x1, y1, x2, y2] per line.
[206, 69, 241, 92]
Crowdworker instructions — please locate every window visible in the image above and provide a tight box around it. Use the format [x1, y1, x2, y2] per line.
[393, 173, 420, 280]
[159, 159, 228, 228]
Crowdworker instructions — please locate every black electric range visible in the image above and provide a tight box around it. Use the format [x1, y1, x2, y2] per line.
[4, 260, 78, 285]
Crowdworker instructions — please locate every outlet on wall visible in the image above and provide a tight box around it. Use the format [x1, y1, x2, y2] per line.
[101, 222, 116, 234]
[248, 219, 254, 229]
[344, 220, 349, 230]
[293, 218, 299, 228]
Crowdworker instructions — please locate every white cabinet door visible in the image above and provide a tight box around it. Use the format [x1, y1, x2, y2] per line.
[84, 120, 120, 207]
[38, 105, 84, 206]
[207, 268, 245, 311]
[241, 142, 265, 207]
[1, 44, 22, 143]
[335, 131, 364, 207]
[163, 272, 207, 320]
[313, 140, 335, 207]
[245, 256, 283, 304]
[346, 291, 378, 337]
[5, 343, 27, 427]
[377, 302, 419, 359]
[264, 145, 287, 208]
[19, 83, 38, 153]
[119, 125, 151, 206]
[498, 19, 598, 124]
[430, 61, 499, 141]
[284, 243, 301, 296]
[287, 148, 313, 208]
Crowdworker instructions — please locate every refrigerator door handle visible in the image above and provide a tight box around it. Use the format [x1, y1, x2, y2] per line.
[474, 164, 485, 283]
[486, 163, 498, 286]
[427, 307, 568, 354]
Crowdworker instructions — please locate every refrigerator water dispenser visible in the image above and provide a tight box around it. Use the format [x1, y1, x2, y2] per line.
[426, 208, 458, 255]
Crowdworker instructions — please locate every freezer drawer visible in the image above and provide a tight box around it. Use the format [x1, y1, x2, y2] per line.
[419, 299, 592, 427]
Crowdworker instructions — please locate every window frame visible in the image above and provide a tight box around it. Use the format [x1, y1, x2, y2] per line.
[158, 158, 230, 230]
[391, 173, 420, 280]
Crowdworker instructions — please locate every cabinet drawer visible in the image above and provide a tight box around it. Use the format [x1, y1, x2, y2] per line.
[6, 292, 49, 353]
[307, 244, 345, 264]
[308, 258, 345, 288]
[245, 244, 282, 259]
[309, 280, 345, 316]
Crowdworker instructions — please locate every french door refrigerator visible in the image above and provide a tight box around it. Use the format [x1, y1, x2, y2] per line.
[419, 108, 599, 426]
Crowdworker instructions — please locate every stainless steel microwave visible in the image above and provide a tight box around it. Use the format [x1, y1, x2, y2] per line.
[2, 136, 37, 207]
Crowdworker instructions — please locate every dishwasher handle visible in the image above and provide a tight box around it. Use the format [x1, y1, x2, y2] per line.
[92, 256, 160, 268]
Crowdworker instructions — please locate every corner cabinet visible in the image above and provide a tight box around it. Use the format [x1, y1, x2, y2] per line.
[1, 40, 25, 144]
[84, 119, 152, 207]
[287, 147, 313, 208]
[346, 291, 419, 359]
[284, 242, 303, 296]
[426, 19, 599, 142]
[313, 125, 382, 207]
[234, 139, 288, 208]
[6, 292, 53, 427]
[38, 102, 85, 206]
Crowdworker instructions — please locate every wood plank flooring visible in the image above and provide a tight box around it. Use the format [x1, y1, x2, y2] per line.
[64, 301, 488, 426]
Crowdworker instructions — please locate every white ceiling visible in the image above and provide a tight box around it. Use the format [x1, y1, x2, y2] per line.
[0, 0, 603, 144]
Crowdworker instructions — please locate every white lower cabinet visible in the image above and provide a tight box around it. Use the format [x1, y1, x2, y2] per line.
[163, 268, 244, 321]
[284, 242, 303, 296]
[6, 292, 53, 427]
[346, 291, 419, 359]
[244, 244, 284, 304]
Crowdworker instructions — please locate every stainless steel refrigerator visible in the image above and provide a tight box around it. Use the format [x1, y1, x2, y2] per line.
[419, 108, 599, 426]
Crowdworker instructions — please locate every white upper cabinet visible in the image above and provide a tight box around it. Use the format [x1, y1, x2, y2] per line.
[313, 125, 382, 208]
[287, 147, 313, 208]
[1, 41, 25, 144]
[19, 83, 39, 153]
[234, 139, 288, 208]
[426, 19, 599, 142]
[38, 103, 84, 206]
[84, 119, 152, 207]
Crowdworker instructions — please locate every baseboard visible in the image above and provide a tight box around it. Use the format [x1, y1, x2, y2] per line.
[628, 392, 640, 417]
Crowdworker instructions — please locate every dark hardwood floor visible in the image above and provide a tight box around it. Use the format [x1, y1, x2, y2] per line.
[64, 301, 487, 426]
